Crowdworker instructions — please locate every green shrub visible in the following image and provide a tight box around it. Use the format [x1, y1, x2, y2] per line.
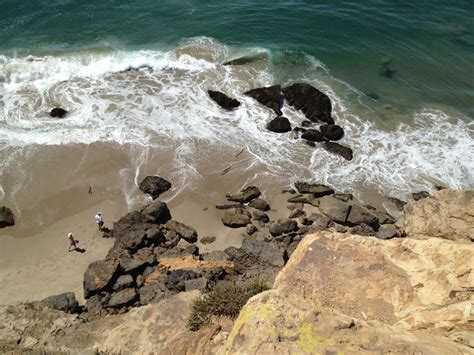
[188, 279, 268, 331]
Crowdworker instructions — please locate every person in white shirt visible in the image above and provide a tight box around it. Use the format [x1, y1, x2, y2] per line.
[95, 212, 104, 231]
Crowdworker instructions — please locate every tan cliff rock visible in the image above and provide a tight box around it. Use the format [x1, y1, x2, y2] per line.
[222, 232, 473, 353]
[401, 189, 473, 242]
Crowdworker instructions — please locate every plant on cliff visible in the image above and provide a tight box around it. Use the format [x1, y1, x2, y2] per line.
[188, 279, 268, 331]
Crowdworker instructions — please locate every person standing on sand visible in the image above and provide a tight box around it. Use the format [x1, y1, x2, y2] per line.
[68, 233, 77, 252]
[95, 212, 104, 231]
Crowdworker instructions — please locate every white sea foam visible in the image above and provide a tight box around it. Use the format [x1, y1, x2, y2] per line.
[0, 36, 472, 206]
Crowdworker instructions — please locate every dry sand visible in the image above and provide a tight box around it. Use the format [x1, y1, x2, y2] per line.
[0, 201, 122, 305]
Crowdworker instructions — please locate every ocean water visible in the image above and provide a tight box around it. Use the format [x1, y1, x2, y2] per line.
[0, 0, 473, 221]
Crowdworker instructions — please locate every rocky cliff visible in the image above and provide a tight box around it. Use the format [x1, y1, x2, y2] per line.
[1, 189, 472, 354]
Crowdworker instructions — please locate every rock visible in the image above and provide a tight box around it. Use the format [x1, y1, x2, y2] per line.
[38, 292, 80, 313]
[346, 204, 379, 228]
[322, 142, 353, 160]
[246, 224, 258, 236]
[112, 275, 134, 292]
[388, 196, 407, 211]
[215, 203, 243, 210]
[287, 194, 319, 206]
[165, 220, 197, 243]
[184, 278, 208, 292]
[282, 83, 334, 124]
[224, 232, 472, 354]
[208, 90, 240, 110]
[301, 129, 324, 142]
[138, 176, 171, 199]
[266, 116, 292, 133]
[294, 182, 334, 197]
[332, 193, 353, 202]
[318, 195, 351, 224]
[165, 270, 199, 292]
[50, 107, 67, 118]
[142, 266, 156, 277]
[350, 223, 376, 236]
[373, 210, 396, 224]
[412, 191, 431, 201]
[117, 225, 164, 252]
[328, 222, 347, 233]
[226, 186, 261, 203]
[252, 209, 269, 223]
[289, 209, 305, 218]
[244, 85, 283, 116]
[200, 236, 216, 244]
[320, 124, 344, 141]
[142, 200, 172, 225]
[108, 288, 138, 308]
[269, 219, 298, 236]
[138, 282, 168, 305]
[83, 258, 120, 299]
[301, 120, 312, 127]
[119, 256, 149, 275]
[402, 189, 474, 242]
[376, 224, 401, 240]
[248, 198, 270, 211]
[222, 207, 252, 228]
[0, 206, 15, 228]
[241, 239, 285, 268]
[200, 250, 229, 263]
[308, 212, 331, 228]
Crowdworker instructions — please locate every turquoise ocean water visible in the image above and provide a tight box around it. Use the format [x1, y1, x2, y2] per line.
[1, 0, 473, 116]
[0, 0, 473, 220]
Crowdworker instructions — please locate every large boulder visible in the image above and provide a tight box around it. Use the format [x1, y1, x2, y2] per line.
[116, 225, 164, 252]
[320, 124, 344, 141]
[0, 206, 15, 228]
[138, 176, 172, 199]
[244, 85, 283, 116]
[112, 275, 134, 292]
[345, 204, 379, 228]
[223, 232, 473, 353]
[141, 200, 172, 225]
[266, 116, 292, 133]
[226, 186, 261, 203]
[221, 207, 252, 228]
[83, 258, 120, 299]
[208, 90, 240, 110]
[165, 220, 197, 243]
[402, 189, 474, 242]
[322, 141, 353, 160]
[37, 292, 80, 314]
[294, 182, 334, 197]
[282, 83, 334, 124]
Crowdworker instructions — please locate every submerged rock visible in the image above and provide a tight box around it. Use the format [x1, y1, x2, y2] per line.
[244, 85, 283, 116]
[226, 186, 261, 203]
[139, 176, 172, 199]
[266, 116, 292, 133]
[282, 83, 334, 124]
[50, 107, 67, 118]
[208, 90, 240, 110]
[0, 206, 15, 228]
[322, 142, 353, 161]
